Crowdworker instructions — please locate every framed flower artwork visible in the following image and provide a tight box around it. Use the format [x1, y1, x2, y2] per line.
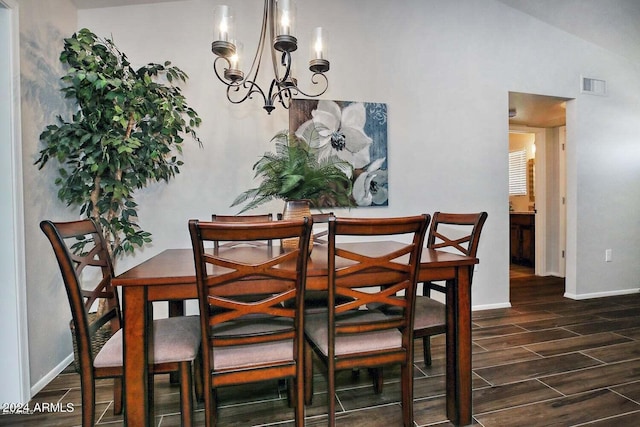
[289, 99, 388, 207]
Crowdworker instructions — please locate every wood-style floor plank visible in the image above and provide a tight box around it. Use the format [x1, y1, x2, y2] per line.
[472, 380, 562, 414]
[474, 353, 602, 386]
[474, 328, 579, 351]
[523, 332, 633, 357]
[472, 347, 542, 370]
[540, 359, 640, 395]
[474, 389, 640, 427]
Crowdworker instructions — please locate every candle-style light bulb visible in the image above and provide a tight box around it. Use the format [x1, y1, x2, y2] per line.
[223, 42, 244, 82]
[274, 0, 297, 52]
[282, 13, 291, 35]
[309, 27, 329, 73]
[219, 18, 229, 41]
[314, 39, 323, 60]
[212, 5, 236, 58]
[279, 0, 292, 35]
[214, 5, 232, 42]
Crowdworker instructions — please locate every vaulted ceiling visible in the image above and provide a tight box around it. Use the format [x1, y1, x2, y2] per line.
[497, 0, 640, 65]
[71, 0, 639, 129]
[71, 0, 179, 8]
[72, 0, 640, 65]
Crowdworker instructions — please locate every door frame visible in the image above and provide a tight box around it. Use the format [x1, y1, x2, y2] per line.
[509, 125, 547, 275]
[0, 0, 30, 404]
[558, 126, 567, 277]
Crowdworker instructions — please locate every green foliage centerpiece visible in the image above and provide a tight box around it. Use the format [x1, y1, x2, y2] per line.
[231, 130, 354, 214]
[35, 28, 201, 258]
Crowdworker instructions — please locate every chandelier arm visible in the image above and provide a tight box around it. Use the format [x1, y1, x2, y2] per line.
[287, 73, 329, 98]
[243, 0, 270, 85]
[280, 51, 292, 83]
[268, 80, 294, 110]
[213, 57, 234, 85]
[226, 79, 269, 106]
[268, 0, 282, 82]
[225, 0, 269, 112]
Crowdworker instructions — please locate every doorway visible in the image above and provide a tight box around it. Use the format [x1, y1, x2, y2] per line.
[508, 92, 570, 297]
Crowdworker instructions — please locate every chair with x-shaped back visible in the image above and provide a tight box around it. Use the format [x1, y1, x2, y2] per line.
[303, 215, 429, 427]
[415, 211, 488, 366]
[189, 217, 312, 427]
[211, 213, 275, 248]
[40, 219, 202, 427]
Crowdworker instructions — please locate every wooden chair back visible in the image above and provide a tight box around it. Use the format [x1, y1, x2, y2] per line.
[305, 215, 429, 427]
[299, 212, 336, 311]
[326, 215, 429, 354]
[427, 211, 488, 257]
[188, 218, 312, 426]
[425, 211, 488, 288]
[277, 211, 334, 246]
[40, 219, 120, 373]
[211, 213, 274, 248]
[42, 219, 202, 427]
[310, 212, 334, 245]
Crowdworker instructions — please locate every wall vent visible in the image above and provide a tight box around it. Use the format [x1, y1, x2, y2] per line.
[581, 76, 606, 96]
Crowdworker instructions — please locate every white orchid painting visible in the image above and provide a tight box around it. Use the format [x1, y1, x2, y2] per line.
[290, 99, 388, 207]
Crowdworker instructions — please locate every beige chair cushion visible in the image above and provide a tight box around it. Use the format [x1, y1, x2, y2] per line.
[94, 315, 201, 368]
[413, 297, 446, 330]
[305, 310, 402, 356]
[367, 296, 446, 331]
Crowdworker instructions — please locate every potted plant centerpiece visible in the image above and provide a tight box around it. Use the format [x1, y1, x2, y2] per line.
[231, 130, 353, 246]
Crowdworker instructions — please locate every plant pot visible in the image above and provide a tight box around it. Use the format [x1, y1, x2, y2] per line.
[281, 199, 314, 251]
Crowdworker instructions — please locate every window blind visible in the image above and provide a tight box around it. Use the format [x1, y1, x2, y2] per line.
[509, 149, 527, 195]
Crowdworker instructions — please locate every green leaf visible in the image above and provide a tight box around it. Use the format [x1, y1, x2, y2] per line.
[95, 79, 107, 89]
[231, 131, 353, 212]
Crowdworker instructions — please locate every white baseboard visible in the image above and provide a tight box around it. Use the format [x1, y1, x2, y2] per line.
[30, 353, 74, 398]
[564, 288, 640, 300]
[472, 302, 512, 311]
[543, 271, 563, 278]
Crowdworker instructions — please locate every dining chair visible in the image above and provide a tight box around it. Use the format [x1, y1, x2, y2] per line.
[276, 211, 334, 248]
[211, 213, 274, 248]
[310, 212, 334, 245]
[40, 219, 202, 427]
[303, 212, 343, 312]
[416, 211, 488, 366]
[189, 217, 313, 427]
[303, 215, 429, 427]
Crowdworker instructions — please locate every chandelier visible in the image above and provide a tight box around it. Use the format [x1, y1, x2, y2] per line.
[211, 0, 330, 114]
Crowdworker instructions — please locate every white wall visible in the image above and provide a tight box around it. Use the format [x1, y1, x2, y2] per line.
[18, 0, 640, 392]
[18, 0, 78, 395]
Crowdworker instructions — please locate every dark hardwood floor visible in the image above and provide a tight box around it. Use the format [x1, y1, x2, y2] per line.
[4, 268, 640, 426]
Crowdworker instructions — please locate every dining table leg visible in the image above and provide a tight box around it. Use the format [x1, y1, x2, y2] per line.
[122, 285, 154, 426]
[445, 265, 473, 426]
[168, 300, 185, 384]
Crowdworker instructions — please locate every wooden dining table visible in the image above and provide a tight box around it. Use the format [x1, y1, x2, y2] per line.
[112, 241, 478, 426]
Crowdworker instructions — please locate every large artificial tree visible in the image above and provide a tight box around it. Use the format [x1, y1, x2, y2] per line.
[36, 28, 201, 258]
